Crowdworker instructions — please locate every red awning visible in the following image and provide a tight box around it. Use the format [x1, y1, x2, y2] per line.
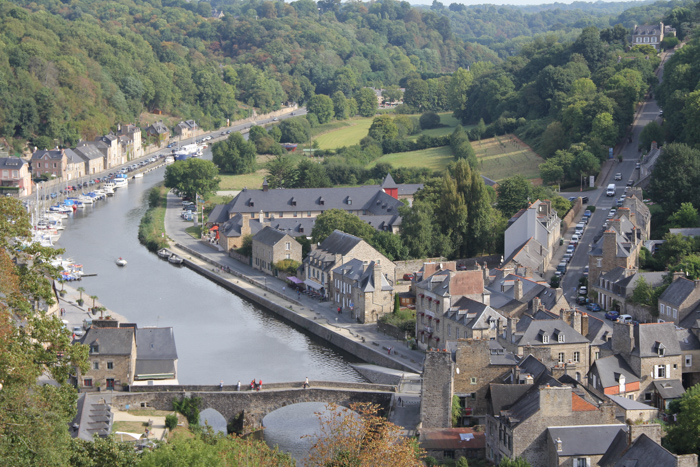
[210, 225, 219, 231]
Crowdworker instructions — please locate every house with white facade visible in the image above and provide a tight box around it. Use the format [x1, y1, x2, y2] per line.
[503, 200, 561, 276]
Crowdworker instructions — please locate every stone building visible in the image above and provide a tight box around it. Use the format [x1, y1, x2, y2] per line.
[94, 134, 122, 168]
[303, 230, 394, 299]
[419, 427, 486, 463]
[546, 424, 627, 467]
[631, 22, 675, 50]
[421, 350, 454, 429]
[503, 200, 561, 276]
[591, 267, 665, 317]
[657, 273, 700, 326]
[0, 157, 31, 197]
[599, 425, 697, 467]
[499, 314, 591, 384]
[76, 327, 137, 391]
[74, 143, 105, 175]
[146, 120, 170, 141]
[174, 120, 197, 139]
[588, 218, 642, 289]
[118, 124, 143, 160]
[332, 259, 394, 323]
[485, 382, 617, 465]
[251, 226, 302, 276]
[31, 148, 68, 179]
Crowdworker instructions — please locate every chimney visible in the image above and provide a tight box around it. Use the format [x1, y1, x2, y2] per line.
[673, 270, 686, 281]
[540, 386, 572, 417]
[532, 296, 542, 314]
[628, 423, 662, 446]
[612, 322, 635, 356]
[262, 178, 269, 192]
[240, 213, 252, 238]
[602, 230, 617, 263]
[514, 279, 523, 301]
[556, 437, 562, 453]
[482, 262, 489, 284]
[481, 289, 491, 306]
[581, 313, 589, 338]
[372, 262, 382, 295]
[561, 309, 574, 326]
[506, 317, 519, 344]
[573, 310, 582, 335]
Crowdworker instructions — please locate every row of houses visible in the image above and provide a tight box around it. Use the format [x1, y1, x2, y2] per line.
[31, 124, 143, 181]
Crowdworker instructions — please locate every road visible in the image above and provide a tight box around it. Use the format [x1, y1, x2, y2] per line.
[557, 50, 672, 314]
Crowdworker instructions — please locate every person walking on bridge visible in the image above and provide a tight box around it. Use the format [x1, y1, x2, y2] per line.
[237, 381, 241, 391]
[303, 377, 310, 389]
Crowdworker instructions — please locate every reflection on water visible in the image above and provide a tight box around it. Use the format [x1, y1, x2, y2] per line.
[263, 402, 358, 465]
[54, 160, 364, 384]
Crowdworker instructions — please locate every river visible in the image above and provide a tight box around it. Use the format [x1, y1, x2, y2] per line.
[54, 158, 364, 387]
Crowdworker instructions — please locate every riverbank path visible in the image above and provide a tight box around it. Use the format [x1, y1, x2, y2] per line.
[162, 191, 425, 373]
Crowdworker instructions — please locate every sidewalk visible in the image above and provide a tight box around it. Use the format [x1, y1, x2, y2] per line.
[55, 282, 126, 333]
[163, 191, 425, 373]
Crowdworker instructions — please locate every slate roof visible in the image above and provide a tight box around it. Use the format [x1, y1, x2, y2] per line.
[381, 173, 398, 189]
[31, 148, 66, 161]
[586, 314, 613, 347]
[208, 204, 228, 224]
[416, 269, 484, 298]
[136, 327, 177, 360]
[653, 380, 685, 400]
[397, 183, 424, 196]
[487, 274, 561, 313]
[613, 433, 680, 467]
[634, 322, 681, 357]
[333, 258, 367, 281]
[71, 393, 113, 441]
[226, 185, 403, 217]
[502, 237, 548, 273]
[74, 143, 105, 161]
[0, 157, 26, 170]
[634, 24, 662, 35]
[253, 226, 288, 247]
[669, 228, 700, 237]
[658, 277, 698, 308]
[148, 121, 168, 134]
[518, 354, 549, 381]
[500, 376, 564, 426]
[488, 340, 518, 365]
[677, 327, 700, 350]
[591, 355, 640, 388]
[607, 394, 656, 411]
[548, 425, 627, 457]
[489, 384, 532, 415]
[513, 317, 589, 346]
[79, 327, 134, 355]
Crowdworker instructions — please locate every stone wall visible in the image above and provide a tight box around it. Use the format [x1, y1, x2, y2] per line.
[420, 350, 454, 429]
[560, 197, 583, 234]
[377, 321, 408, 341]
[112, 385, 392, 430]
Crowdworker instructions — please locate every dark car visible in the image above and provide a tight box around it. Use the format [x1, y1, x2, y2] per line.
[605, 310, 620, 321]
[576, 296, 588, 305]
[627, 179, 634, 186]
[586, 302, 601, 312]
[581, 196, 589, 203]
[168, 142, 176, 148]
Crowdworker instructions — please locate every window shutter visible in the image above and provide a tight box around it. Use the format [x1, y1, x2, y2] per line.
[666, 364, 670, 378]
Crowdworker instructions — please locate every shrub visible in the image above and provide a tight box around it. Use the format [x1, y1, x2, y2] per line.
[236, 235, 253, 257]
[275, 259, 301, 274]
[165, 414, 178, 430]
[419, 111, 441, 129]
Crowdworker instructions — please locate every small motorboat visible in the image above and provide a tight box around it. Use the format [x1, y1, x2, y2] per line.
[157, 248, 170, 259]
[133, 172, 143, 178]
[168, 254, 184, 265]
[115, 257, 127, 267]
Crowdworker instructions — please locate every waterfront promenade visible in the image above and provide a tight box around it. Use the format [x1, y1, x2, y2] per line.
[162, 191, 425, 374]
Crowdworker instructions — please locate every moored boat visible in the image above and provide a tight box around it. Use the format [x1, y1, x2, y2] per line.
[168, 254, 184, 265]
[115, 257, 127, 267]
[157, 248, 171, 259]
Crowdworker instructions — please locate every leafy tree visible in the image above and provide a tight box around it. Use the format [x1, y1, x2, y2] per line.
[448, 67, 474, 123]
[497, 175, 532, 218]
[665, 383, 700, 455]
[629, 276, 654, 306]
[268, 125, 282, 143]
[419, 111, 441, 130]
[649, 143, 700, 212]
[670, 255, 700, 280]
[265, 154, 298, 189]
[212, 133, 257, 174]
[165, 414, 178, 431]
[452, 395, 463, 427]
[368, 116, 399, 142]
[306, 403, 423, 466]
[382, 86, 403, 104]
[591, 112, 617, 147]
[311, 209, 375, 244]
[308, 94, 335, 124]
[69, 436, 139, 467]
[164, 158, 220, 201]
[540, 159, 565, 185]
[399, 200, 437, 259]
[667, 203, 700, 228]
[356, 88, 378, 118]
[279, 117, 311, 143]
[371, 230, 409, 262]
[657, 233, 695, 266]
[499, 457, 532, 467]
[331, 91, 348, 120]
[0, 197, 89, 465]
[295, 159, 331, 188]
[639, 121, 664, 152]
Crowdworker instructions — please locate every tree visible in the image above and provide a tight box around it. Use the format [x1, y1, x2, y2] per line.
[591, 112, 617, 147]
[355, 88, 378, 118]
[400, 200, 437, 258]
[368, 116, 399, 142]
[164, 158, 220, 201]
[639, 121, 664, 152]
[419, 111, 441, 130]
[211, 133, 257, 174]
[499, 457, 531, 467]
[69, 436, 139, 467]
[295, 159, 331, 188]
[539, 160, 565, 185]
[371, 230, 409, 262]
[279, 117, 311, 143]
[331, 91, 348, 120]
[497, 175, 532, 218]
[0, 197, 89, 465]
[311, 209, 375, 243]
[305, 403, 423, 466]
[629, 276, 654, 306]
[448, 67, 474, 123]
[308, 94, 335, 124]
[667, 203, 700, 228]
[665, 383, 700, 455]
[382, 86, 403, 104]
[265, 154, 298, 189]
[649, 143, 700, 212]
[393, 293, 400, 314]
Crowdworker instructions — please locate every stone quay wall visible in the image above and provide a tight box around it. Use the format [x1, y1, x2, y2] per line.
[176, 247, 419, 373]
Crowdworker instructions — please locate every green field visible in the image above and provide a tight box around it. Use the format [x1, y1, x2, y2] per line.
[217, 154, 307, 191]
[369, 134, 544, 182]
[312, 112, 466, 150]
[368, 146, 454, 172]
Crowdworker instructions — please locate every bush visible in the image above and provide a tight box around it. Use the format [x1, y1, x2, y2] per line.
[236, 235, 253, 257]
[419, 111, 441, 129]
[165, 414, 178, 430]
[275, 259, 301, 274]
[138, 185, 169, 252]
[586, 205, 596, 212]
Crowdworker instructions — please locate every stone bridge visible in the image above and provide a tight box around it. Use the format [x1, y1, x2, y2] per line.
[110, 381, 395, 431]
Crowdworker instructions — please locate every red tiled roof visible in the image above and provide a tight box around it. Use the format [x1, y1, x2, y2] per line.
[572, 392, 597, 412]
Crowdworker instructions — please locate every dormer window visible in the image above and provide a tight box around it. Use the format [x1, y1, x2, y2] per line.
[319, 197, 325, 205]
[291, 197, 297, 206]
[539, 330, 549, 344]
[249, 199, 254, 207]
[554, 329, 564, 343]
[346, 196, 352, 205]
[656, 342, 666, 357]
[90, 344, 99, 353]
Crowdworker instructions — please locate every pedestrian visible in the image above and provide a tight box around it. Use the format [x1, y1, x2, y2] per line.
[337, 306, 342, 314]
[251, 379, 255, 390]
[303, 377, 310, 389]
[258, 380, 262, 391]
[398, 397, 402, 407]
[297, 290, 301, 299]
[220, 380, 224, 391]
[388, 347, 392, 355]
[282, 286, 286, 294]
[237, 380, 241, 391]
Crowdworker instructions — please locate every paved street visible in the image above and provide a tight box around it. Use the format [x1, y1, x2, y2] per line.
[557, 50, 672, 315]
[163, 191, 425, 373]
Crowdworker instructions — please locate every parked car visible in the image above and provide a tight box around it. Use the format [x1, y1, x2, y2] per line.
[584, 265, 589, 277]
[614, 173, 622, 180]
[402, 273, 415, 281]
[587, 302, 601, 312]
[168, 142, 177, 148]
[627, 179, 634, 186]
[579, 286, 587, 295]
[583, 210, 592, 218]
[605, 310, 619, 321]
[566, 245, 575, 254]
[571, 234, 580, 246]
[568, 196, 577, 202]
[563, 253, 573, 262]
[607, 210, 616, 219]
[577, 296, 588, 305]
[635, 162, 641, 169]
[618, 314, 633, 324]
[72, 326, 85, 337]
[581, 196, 589, 203]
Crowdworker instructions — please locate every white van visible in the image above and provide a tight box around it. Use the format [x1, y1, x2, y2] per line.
[618, 314, 633, 324]
[606, 184, 616, 196]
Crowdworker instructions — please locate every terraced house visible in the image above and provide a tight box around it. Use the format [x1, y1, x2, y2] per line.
[0, 157, 31, 197]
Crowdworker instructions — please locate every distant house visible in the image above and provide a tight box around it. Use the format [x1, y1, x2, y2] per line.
[252, 226, 302, 276]
[588, 220, 642, 288]
[134, 327, 178, 384]
[76, 327, 137, 391]
[599, 428, 697, 466]
[74, 143, 105, 175]
[631, 22, 675, 50]
[657, 273, 700, 326]
[31, 148, 67, 179]
[591, 267, 665, 317]
[0, 157, 31, 197]
[304, 230, 394, 300]
[118, 124, 144, 160]
[503, 200, 561, 276]
[174, 120, 197, 139]
[146, 121, 170, 141]
[332, 259, 394, 323]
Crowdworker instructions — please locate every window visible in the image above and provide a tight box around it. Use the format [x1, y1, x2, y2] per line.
[558, 352, 565, 363]
[279, 212, 283, 218]
[464, 331, 469, 338]
[286, 254, 290, 259]
[93, 361, 99, 370]
[595, 351, 600, 360]
[447, 325, 451, 338]
[106, 378, 114, 389]
[597, 258, 602, 268]
[686, 355, 693, 367]
[574, 458, 589, 467]
[265, 212, 269, 218]
[83, 378, 93, 387]
[573, 351, 580, 363]
[285, 242, 291, 250]
[558, 333, 564, 343]
[307, 211, 311, 217]
[90, 344, 99, 353]
[107, 362, 113, 370]
[645, 392, 652, 402]
[542, 335, 549, 344]
[470, 377, 477, 385]
[673, 308, 678, 319]
[293, 212, 298, 217]
[655, 365, 667, 379]
[659, 304, 664, 315]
